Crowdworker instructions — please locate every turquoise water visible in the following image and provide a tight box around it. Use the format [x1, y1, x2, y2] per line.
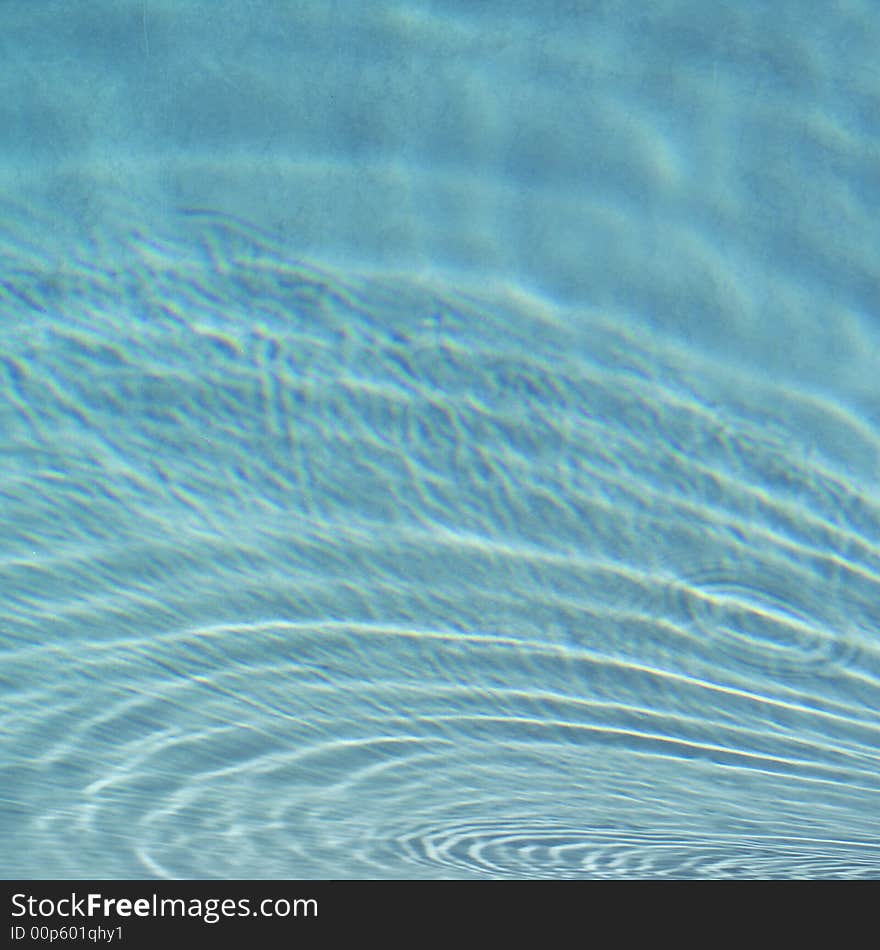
[2, 1, 879, 878]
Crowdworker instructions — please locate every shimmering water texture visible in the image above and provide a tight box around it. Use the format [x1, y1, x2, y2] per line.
[2, 0, 880, 879]
[2, 211, 879, 879]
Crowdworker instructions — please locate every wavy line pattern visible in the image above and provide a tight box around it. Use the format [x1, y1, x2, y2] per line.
[2, 209, 879, 877]
[1, 1, 878, 379]
[1, 0, 880, 878]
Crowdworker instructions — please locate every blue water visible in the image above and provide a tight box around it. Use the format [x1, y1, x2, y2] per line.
[2, 1, 879, 879]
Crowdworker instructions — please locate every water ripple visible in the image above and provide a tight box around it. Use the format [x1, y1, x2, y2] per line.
[2, 171, 879, 878]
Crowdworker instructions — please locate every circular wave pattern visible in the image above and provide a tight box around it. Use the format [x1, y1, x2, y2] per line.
[672, 563, 861, 681]
[2, 204, 880, 878]
[396, 821, 880, 880]
[7, 615, 880, 879]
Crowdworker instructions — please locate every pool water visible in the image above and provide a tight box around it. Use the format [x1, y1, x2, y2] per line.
[1, 0, 879, 879]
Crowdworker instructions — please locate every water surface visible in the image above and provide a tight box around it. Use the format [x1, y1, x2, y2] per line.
[1, 0, 879, 878]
